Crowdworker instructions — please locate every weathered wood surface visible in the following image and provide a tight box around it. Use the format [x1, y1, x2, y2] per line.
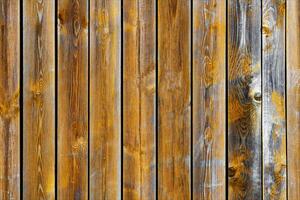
[262, 0, 286, 199]
[23, 0, 55, 199]
[228, 0, 262, 199]
[90, 0, 121, 199]
[0, 0, 20, 199]
[287, 0, 300, 199]
[158, 0, 191, 199]
[123, 0, 156, 199]
[58, 0, 88, 199]
[193, 0, 226, 199]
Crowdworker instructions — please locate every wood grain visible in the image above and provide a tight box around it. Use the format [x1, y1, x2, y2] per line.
[58, 0, 88, 199]
[23, 0, 55, 199]
[193, 0, 226, 199]
[0, 0, 20, 199]
[262, 0, 286, 199]
[287, 0, 300, 199]
[158, 0, 191, 199]
[123, 0, 156, 199]
[90, 0, 121, 199]
[228, 0, 262, 199]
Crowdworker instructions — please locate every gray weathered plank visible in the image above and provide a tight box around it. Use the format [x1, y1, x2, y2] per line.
[262, 0, 286, 199]
[228, 0, 262, 199]
[193, 0, 226, 199]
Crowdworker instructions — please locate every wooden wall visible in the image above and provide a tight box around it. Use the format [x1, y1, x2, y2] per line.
[0, 0, 299, 199]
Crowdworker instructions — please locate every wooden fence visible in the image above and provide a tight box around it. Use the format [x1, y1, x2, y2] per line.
[0, 0, 299, 199]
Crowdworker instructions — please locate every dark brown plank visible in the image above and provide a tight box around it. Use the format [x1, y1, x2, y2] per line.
[0, 0, 20, 199]
[193, 0, 226, 199]
[228, 0, 262, 199]
[58, 0, 88, 199]
[158, 0, 191, 199]
[262, 0, 286, 199]
[23, 0, 55, 199]
[123, 0, 156, 199]
[90, 0, 121, 199]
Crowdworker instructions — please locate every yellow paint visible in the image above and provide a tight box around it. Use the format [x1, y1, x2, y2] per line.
[276, 0, 286, 27]
[263, 26, 272, 37]
[228, 47, 252, 81]
[229, 150, 251, 199]
[228, 98, 245, 123]
[0, 90, 20, 120]
[271, 91, 285, 119]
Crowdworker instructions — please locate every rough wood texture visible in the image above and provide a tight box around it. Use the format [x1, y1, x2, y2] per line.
[193, 0, 226, 199]
[263, 0, 286, 199]
[123, 0, 156, 199]
[23, 0, 55, 199]
[0, 0, 20, 199]
[158, 0, 191, 199]
[287, 0, 300, 199]
[90, 0, 121, 199]
[228, 0, 262, 199]
[58, 0, 88, 199]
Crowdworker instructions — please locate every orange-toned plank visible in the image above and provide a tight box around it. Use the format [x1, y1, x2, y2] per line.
[228, 0, 262, 199]
[23, 0, 55, 199]
[0, 0, 20, 199]
[90, 0, 121, 199]
[287, 0, 300, 199]
[262, 0, 286, 199]
[158, 0, 191, 199]
[123, 0, 156, 199]
[58, 0, 88, 199]
[193, 0, 226, 199]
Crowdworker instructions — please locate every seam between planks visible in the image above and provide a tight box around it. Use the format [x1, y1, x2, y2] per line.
[20, 0, 23, 199]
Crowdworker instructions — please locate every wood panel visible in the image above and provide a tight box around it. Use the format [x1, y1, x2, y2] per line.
[158, 0, 191, 199]
[23, 0, 55, 199]
[287, 0, 300, 199]
[262, 0, 286, 199]
[123, 0, 156, 199]
[193, 0, 226, 199]
[0, 0, 20, 199]
[90, 0, 121, 199]
[57, 0, 88, 199]
[228, 0, 262, 199]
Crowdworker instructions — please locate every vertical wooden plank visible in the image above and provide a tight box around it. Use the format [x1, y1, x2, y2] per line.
[228, 0, 262, 199]
[193, 0, 226, 199]
[90, 0, 121, 199]
[0, 0, 20, 199]
[158, 0, 191, 199]
[263, 0, 286, 199]
[123, 0, 156, 199]
[23, 0, 55, 199]
[58, 0, 88, 199]
[287, 0, 300, 199]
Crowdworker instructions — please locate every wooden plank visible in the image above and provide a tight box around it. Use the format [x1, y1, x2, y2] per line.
[262, 0, 286, 199]
[287, 0, 300, 199]
[23, 0, 55, 199]
[57, 0, 88, 199]
[123, 0, 156, 199]
[0, 0, 20, 199]
[192, 0, 226, 199]
[90, 0, 121, 199]
[228, 0, 262, 199]
[158, 0, 191, 199]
